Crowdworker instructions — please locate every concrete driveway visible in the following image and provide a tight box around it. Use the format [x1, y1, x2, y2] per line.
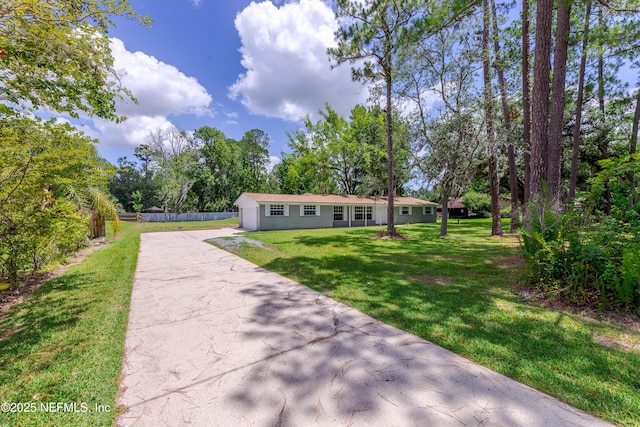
[117, 229, 612, 427]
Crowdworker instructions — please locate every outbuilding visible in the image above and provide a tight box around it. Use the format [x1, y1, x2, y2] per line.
[234, 192, 438, 231]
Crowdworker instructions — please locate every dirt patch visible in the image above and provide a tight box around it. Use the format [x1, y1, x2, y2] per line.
[594, 335, 640, 355]
[518, 286, 640, 328]
[409, 275, 454, 286]
[431, 254, 468, 262]
[373, 231, 409, 240]
[0, 239, 108, 318]
[208, 236, 286, 257]
[492, 255, 524, 268]
[518, 285, 640, 354]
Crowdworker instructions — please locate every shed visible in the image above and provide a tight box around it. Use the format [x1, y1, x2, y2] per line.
[437, 198, 469, 218]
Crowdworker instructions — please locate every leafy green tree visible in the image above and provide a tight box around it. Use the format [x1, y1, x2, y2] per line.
[0, 0, 149, 121]
[462, 190, 492, 216]
[191, 126, 248, 211]
[277, 104, 411, 196]
[109, 157, 140, 212]
[147, 127, 198, 213]
[239, 129, 271, 193]
[481, 0, 502, 236]
[109, 155, 160, 212]
[397, 17, 482, 235]
[329, 0, 423, 235]
[329, 0, 478, 235]
[0, 107, 116, 282]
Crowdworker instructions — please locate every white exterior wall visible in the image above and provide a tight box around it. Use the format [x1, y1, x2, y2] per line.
[240, 207, 259, 231]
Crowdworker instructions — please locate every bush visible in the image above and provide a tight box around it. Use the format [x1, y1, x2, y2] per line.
[522, 203, 640, 312]
[0, 200, 88, 283]
[621, 248, 640, 305]
[462, 190, 492, 216]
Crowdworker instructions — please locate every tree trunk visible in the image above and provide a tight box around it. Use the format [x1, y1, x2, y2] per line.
[522, 0, 531, 204]
[522, 0, 532, 230]
[385, 70, 396, 235]
[569, 1, 592, 202]
[597, 6, 611, 215]
[483, 0, 502, 236]
[440, 188, 450, 236]
[89, 211, 106, 238]
[490, 0, 519, 231]
[529, 0, 553, 218]
[524, 150, 531, 204]
[630, 85, 640, 207]
[547, 0, 572, 208]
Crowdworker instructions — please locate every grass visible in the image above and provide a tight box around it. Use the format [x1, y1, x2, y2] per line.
[0, 218, 238, 427]
[229, 218, 640, 427]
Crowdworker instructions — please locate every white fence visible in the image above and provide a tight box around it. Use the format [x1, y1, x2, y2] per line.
[140, 212, 238, 222]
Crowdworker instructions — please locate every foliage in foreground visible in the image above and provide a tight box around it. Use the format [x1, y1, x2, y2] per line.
[0, 223, 139, 427]
[232, 220, 640, 426]
[0, 107, 118, 284]
[523, 208, 640, 311]
[523, 156, 640, 312]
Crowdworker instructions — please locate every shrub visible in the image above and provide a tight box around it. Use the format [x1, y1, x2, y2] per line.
[0, 200, 89, 283]
[521, 202, 640, 311]
[462, 190, 492, 216]
[621, 248, 640, 307]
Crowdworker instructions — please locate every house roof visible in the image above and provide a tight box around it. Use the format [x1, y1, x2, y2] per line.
[437, 198, 466, 209]
[235, 192, 437, 207]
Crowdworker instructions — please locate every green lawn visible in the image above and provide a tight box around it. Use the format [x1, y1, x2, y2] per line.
[0, 218, 238, 427]
[229, 219, 640, 427]
[1, 217, 638, 426]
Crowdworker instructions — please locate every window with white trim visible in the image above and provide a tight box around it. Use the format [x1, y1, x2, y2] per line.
[269, 204, 284, 216]
[303, 205, 317, 216]
[333, 206, 344, 221]
[423, 206, 434, 215]
[400, 206, 411, 215]
[353, 206, 372, 220]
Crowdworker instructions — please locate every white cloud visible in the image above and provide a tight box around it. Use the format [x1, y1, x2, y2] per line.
[229, 0, 368, 122]
[395, 87, 443, 119]
[268, 155, 281, 173]
[84, 38, 214, 150]
[93, 115, 174, 149]
[111, 38, 212, 118]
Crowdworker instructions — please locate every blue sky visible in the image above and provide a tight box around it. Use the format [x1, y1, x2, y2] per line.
[75, 0, 368, 167]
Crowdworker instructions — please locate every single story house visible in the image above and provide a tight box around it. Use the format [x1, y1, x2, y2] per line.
[234, 192, 438, 231]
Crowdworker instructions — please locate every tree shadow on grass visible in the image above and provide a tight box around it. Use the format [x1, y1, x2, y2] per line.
[0, 272, 93, 387]
[223, 256, 622, 425]
[247, 251, 639, 424]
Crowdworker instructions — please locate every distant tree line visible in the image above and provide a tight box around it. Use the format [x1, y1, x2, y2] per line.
[109, 127, 278, 213]
[110, 104, 415, 214]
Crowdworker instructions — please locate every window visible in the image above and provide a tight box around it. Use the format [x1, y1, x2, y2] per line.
[400, 206, 410, 215]
[354, 206, 364, 220]
[303, 205, 317, 216]
[333, 206, 344, 221]
[269, 204, 284, 216]
[354, 206, 372, 220]
[423, 206, 434, 215]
